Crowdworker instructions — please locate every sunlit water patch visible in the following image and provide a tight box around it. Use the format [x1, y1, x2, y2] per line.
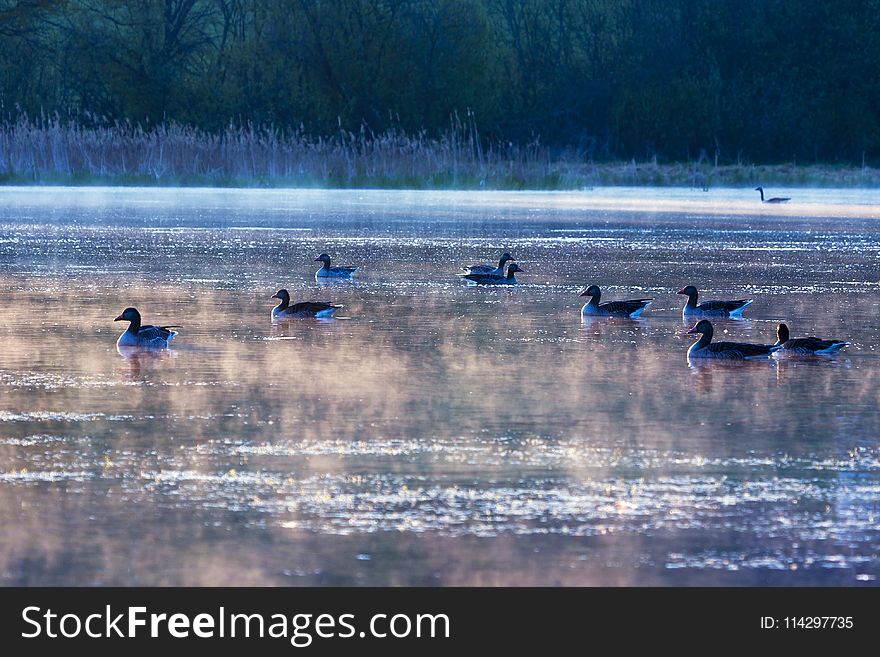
[0, 186, 879, 586]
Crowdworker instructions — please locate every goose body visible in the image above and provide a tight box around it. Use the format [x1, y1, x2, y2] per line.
[579, 285, 652, 318]
[774, 323, 848, 355]
[755, 187, 790, 203]
[114, 307, 178, 349]
[461, 263, 522, 285]
[686, 319, 776, 360]
[315, 253, 358, 278]
[272, 289, 342, 318]
[461, 252, 515, 276]
[678, 285, 752, 317]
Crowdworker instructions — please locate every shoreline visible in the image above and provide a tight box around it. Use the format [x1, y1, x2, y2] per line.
[3, 161, 880, 191]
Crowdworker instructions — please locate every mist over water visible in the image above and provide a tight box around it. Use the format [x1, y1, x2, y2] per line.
[1, 186, 878, 585]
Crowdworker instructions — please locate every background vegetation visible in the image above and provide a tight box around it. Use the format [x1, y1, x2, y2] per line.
[1, 0, 879, 186]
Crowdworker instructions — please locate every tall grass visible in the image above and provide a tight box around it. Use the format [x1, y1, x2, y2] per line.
[2, 113, 880, 189]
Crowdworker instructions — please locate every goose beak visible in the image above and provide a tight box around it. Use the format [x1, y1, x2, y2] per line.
[113, 314, 124, 321]
[314, 258, 322, 262]
[578, 289, 589, 297]
[676, 288, 687, 295]
[271, 294, 279, 300]
[686, 325, 699, 334]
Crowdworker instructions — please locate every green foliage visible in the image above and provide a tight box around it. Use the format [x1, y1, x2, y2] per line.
[1, 0, 879, 164]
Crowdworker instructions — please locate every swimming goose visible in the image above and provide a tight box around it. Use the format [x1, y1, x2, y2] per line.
[461, 252, 515, 276]
[272, 289, 342, 318]
[461, 263, 523, 285]
[315, 254, 358, 278]
[686, 319, 776, 359]
[774, 323, 849, 355]
[579, 285, 652, 317]
[678, 285, 752, 317]
[755, 187, 791, 203]
[114, 307, 178, 349]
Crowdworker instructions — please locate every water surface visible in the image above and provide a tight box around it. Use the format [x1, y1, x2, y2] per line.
[1, 186, 878, 585]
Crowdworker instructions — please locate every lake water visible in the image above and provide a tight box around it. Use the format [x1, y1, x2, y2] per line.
[1, 186, 878, 586]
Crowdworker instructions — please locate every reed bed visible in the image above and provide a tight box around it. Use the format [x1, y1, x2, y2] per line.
[2, 114, 879, 189]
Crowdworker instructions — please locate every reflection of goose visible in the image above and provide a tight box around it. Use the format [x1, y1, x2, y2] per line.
[686, 319, 776, 360]
[315, 253, 358, 278]
[115, 346, 177, 377]
[755, 186, 790, 203]
[461, 252, 515, 276]
[114, 308, 178, 349]
[774, 323, 848, 355]
[461, 263, 522, 285]
[272, 289, 342, 318]
[678, 285, 752, 318]
[579, 285, 652, 317]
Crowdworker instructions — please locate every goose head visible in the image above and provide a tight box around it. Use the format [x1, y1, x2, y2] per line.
[506, 263, 523, 276]
[272, 289, 291, 303]
[677, 285, 698, 297]
[777, 323, 790, 343]
[113, 307, 141, 323]
[686, 319, 713, 335]
[499, 252, 515, 264]
[578, 284, 601, 298]
[315, 253, 332, 264]
[754, 186, 764, 192]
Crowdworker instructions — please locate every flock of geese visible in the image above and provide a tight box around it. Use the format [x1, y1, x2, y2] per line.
[114, 242, 849, 360]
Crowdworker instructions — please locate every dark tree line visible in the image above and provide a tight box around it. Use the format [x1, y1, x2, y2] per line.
[2, 0, 879, 164]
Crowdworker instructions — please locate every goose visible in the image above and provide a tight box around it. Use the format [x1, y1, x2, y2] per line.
[579, 285, 652, 318]
[114, 307, 178, 349]
[272, 289, 342, 318]
[461, 252, 515, 276]
[461, 263, 522, 285]
[774, 323, 849, 355]
[755, 187, 791, 203]
[686, 319, 776, 359]
[678, 285, 752, 318]
[315, 253, 358, 278]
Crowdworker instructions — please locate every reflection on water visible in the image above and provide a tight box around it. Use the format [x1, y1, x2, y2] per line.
[0, 187, 879, 586]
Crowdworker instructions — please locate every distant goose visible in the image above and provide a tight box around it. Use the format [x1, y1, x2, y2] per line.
[461, 263, 522, 285]
[774, 323, 849, 355]
[114, 307, 179, 349]
[579, 285, 652, 318]
[272, 289, 342, 318]
[686, 320, 776, 360]
[678, 285, 752, 318]
[755, 187, 790, 203]
[461, 252, 515, 276]
[315, 253, 358, 278]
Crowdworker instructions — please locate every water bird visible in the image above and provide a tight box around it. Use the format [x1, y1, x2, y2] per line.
[461, 252, 515, 276]
[755, 187, 790, 203]
[461, 263, 523, 285]
[677, 285, 752, 318]
[774, 323, 849, 355]
[114, 307, 179, 349]
[579, 285, 652, 318]
[686, 319, 776, 360]
[272, 289, 342, 318]
[315, 253, 358, 278]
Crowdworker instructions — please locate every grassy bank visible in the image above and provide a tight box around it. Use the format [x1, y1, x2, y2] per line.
[2, 117, 880, 190]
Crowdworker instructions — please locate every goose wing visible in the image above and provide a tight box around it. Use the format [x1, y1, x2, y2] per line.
[286, 302, 342, 315]
[461, 264, 495, 274]
[460, 272, 503, 284]
[708, 341, 773, 358]
[138, 324, 179, 341]
[598, 299, 653, 316]
[784, 336, 848, 353]
[697, 299, 751, 313]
